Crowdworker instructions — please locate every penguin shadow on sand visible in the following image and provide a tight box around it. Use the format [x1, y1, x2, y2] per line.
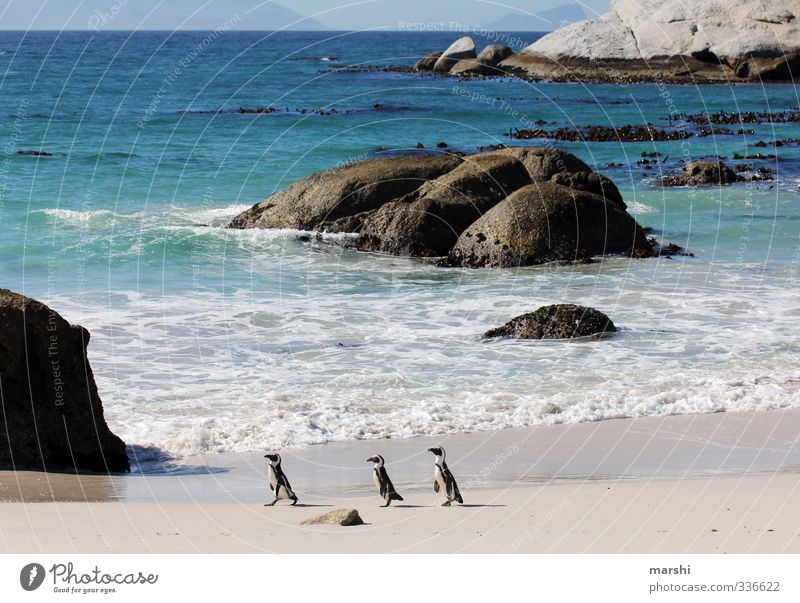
[367, 449, 508, 509]
[261, 449, 508, 509]
[290, 503, 334, 508]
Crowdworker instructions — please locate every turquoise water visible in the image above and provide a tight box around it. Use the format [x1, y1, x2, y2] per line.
[2, 31, 800, 457]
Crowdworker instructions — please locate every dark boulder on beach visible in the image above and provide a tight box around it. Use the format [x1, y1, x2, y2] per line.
[661, 160, 740, 187]
[0, 289, 130, 473]
[414, 51, 443, 71]
[445, 181, 654, 268]
[228, 154, 463, 232]
[356, 153, 531, 256]
[484, 304, 617, 340]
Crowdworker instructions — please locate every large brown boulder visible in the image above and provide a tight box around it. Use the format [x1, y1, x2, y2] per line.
[228, 147, 659, 268]
[449, 58, 494, 76]
[478, 44, 514, 65]
[228, 154, 463, 232]
[551, 170, 626, 209]
[414, 51, 443, 71]
[493, 147, 592, 182]
[450, 45, 514, 75]
[661, 160, 740, 186]
[445, 181, 653, 268]
[484, 304, 617, 340]
[0, 290, 129, 473]
[356, 153, 531, 256]
[733, 51, 800, 80]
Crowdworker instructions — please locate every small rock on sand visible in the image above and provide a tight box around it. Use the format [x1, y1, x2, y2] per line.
[300, 509, 364, 526]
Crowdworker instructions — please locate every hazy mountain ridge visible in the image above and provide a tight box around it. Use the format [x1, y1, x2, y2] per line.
[482, 3, 587, 32]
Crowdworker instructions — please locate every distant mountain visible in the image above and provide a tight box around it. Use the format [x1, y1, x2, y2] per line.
[483, 3, 587, 32]
[179, 1, 329, 31]
[0, 0, 329, 30]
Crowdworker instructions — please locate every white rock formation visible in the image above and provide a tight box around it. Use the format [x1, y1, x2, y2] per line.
[433, 36, 477, 72]
[518, 0, 800, 62]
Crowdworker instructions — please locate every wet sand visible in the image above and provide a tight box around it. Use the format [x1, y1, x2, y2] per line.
[1, 409, 799, 552]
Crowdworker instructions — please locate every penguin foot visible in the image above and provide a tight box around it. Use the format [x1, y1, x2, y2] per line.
[382, 501, 391, 508]
[290, 497, 298, 506]
[441, 501, 452, 507]
[265, 500, 277, 507]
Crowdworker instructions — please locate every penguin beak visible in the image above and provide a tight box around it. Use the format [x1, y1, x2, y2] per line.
[427, 448, 435, 453]
[366, 456, 376, 463]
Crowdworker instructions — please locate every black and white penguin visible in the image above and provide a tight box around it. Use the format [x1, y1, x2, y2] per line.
[427, 446, 463, 506]
[264, 452, 298, 506]
[367, 454, 404, 507]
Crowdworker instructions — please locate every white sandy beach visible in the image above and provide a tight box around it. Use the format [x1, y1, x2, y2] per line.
[1, 409, 799, 553]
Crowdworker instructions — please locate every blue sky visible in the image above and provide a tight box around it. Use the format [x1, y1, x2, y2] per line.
[291, 0, 610, 29]
[0, 0, 611, 30]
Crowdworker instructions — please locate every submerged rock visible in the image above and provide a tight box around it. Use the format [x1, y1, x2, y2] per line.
[300, 509, 365, 526]
[0, 289, 130, 473]
[484, 304, 617, 340]
[661, 160, 740, 186]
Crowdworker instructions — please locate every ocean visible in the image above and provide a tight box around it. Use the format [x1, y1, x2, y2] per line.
[1, 30, 799, 460]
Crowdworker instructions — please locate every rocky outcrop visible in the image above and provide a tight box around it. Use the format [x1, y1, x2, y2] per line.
[228, 147, 657, 267]
[484, 304, 617, 340]
[661, 160, 740, 186]
[357, 153, 531, 256]
[498, 0, 800, 82]
[450, 45, 513, 75]
[414, 51, 442, 71]
[433, 37, 477, 73]
[300, 509, 364, 526]
[551, 170, 626, 209]
[228, 154, 463, 232]
[445, 181, 653, 268]
[494, 146, 591, 181]
[0, 289, 130, 473]
[478, 44, 514, 65]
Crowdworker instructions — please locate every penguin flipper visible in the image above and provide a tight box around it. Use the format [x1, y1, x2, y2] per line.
[391, 492, 404, 501]
[433, 480, 440, 493]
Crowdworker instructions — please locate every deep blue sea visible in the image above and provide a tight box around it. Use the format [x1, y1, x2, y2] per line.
[1, 31, 799, 457]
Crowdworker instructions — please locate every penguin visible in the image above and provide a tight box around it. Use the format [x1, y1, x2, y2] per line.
[427, 446, 463, 506]
[367, 454, 404, 507]
[264, 453, 298, 506]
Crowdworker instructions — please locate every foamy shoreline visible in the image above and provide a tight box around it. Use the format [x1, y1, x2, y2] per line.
[1, 409, 799, 552]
